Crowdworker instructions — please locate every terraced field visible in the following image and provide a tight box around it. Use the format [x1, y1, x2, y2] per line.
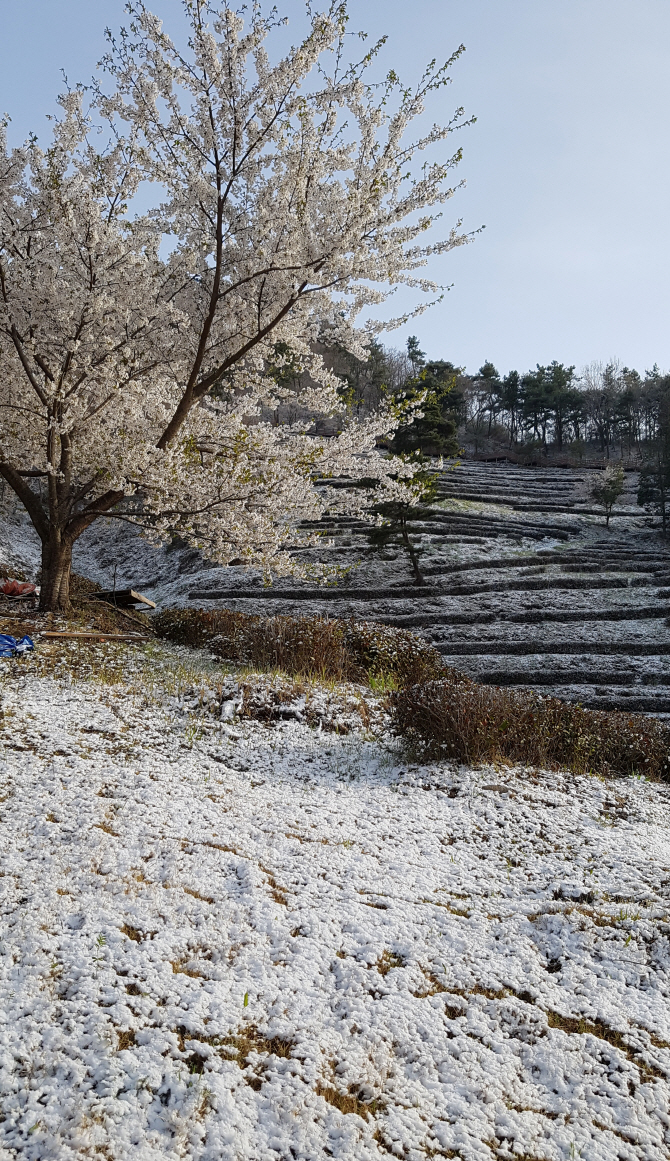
[70, 459, 670, 714]
[174, 461, 670, 716]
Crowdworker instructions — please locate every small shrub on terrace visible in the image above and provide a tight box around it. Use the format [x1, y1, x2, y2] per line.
[393, 674, 670, 781]
[339, 619, 443, 687]
[153, 608, 442, 688]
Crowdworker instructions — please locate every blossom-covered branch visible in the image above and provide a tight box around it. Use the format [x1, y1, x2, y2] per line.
[0, 1, 474, 610]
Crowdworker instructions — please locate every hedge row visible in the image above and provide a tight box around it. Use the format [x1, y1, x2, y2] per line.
[153, 608, 443, 688]
[154, 608, 670, 780]
[392, 672, 670, 781]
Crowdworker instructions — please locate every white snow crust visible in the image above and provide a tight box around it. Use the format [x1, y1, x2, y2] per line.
[0, 655, 669, 1159]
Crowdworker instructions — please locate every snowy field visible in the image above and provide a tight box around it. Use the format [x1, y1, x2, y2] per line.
[0, 646, 669, 1160]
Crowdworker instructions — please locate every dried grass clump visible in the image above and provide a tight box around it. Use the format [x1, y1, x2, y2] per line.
[68, 573, 153, 634]
[339, 618, 443, 688]
[314, 1080, 383, 1120]
[153, 608, 442, 688]
[393, 673, 670, 781]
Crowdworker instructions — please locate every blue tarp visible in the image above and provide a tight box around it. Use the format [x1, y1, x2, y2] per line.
[0, 634, 34, 658]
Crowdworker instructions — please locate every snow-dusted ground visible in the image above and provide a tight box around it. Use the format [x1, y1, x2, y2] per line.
[0, 509, 41, 581]
[0, 645, 669, 1160]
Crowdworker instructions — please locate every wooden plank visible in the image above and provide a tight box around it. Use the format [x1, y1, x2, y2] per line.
[41, 632, 153, 641]
[92, 589, 157, 609]
[128, 590, 156, 609]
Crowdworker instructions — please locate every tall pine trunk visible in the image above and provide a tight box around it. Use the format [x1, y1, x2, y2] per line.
[39, 535, 73, 612]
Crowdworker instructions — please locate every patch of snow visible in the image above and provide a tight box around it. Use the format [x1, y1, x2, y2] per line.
[0, 510, 41, 578]
[0, 658, 668, 1158]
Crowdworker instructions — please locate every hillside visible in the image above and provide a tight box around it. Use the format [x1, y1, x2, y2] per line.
[68, 459, 670, 715]
[1, 462, 670, 1159]
[0, 642, 668, 1159]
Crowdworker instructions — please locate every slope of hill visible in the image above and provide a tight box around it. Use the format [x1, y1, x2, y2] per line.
[65, 460, 670, 717]
[3, 460, 669, 717]
[0, 644, 668, 1160]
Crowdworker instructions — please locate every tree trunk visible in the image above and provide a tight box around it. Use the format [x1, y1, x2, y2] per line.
[401, 518, 425, 586]
[39, 535, 73, 612]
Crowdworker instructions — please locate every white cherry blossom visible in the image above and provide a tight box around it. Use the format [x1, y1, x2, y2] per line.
[0, 1, 473, 610]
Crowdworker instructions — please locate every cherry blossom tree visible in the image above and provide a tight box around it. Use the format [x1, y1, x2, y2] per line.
[0, 101, 178, 610]
[0, 0, 473, 611]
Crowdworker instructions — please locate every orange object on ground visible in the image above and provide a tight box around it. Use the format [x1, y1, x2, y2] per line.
[1, 580, 37, 597]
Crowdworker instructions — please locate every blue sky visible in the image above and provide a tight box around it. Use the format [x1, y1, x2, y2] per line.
[1, 0, 669, 374]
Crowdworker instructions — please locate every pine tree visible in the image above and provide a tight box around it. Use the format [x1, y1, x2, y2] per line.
[368, 456, 439, 586]
[638, 449, 670, 533]
[392, 343, 462, 457]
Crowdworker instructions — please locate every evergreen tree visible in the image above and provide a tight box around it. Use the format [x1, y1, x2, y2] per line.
[498, 370, 521, 445]
[591, 464, 625, 527]
[392, 342, 462, 457]
[638, 457, 670, 533]
[638, 399, 670, 532]
[542, 362, 581, 450]
[406, 335, 426, 375]
[329, 339, 393, 416]
[369, 455, 439, 586]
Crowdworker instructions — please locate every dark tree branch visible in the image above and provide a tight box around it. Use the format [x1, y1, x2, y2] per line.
[0, 462, 49, 541]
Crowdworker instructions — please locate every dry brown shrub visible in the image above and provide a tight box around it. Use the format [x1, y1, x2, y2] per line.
[70, 574, 153, 634]
[339, 618, 442, 687]
[153, 608, 442, 687]
[393, 674, 670, 781]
